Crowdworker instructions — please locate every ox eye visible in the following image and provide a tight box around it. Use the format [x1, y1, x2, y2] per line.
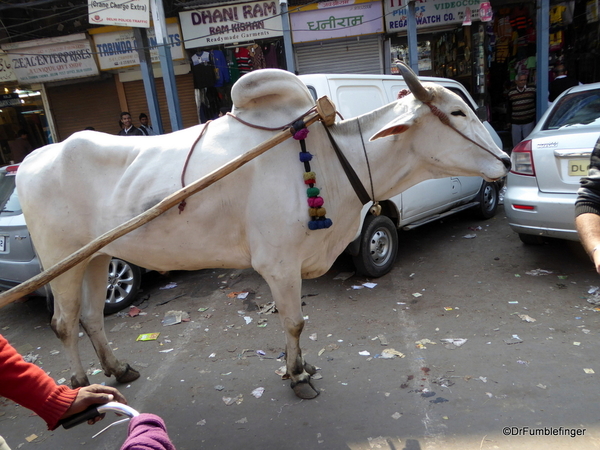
[451, 110, 466, 117]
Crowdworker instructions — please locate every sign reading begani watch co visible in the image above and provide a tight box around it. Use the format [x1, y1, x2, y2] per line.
[179, 0, 283, 48]
[1, 34, 99, 84]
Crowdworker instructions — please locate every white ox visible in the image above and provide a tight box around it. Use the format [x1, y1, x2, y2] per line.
[17, 66, 510, 399]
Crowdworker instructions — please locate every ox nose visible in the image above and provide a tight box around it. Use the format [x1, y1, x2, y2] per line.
[501, 155, 511, 171]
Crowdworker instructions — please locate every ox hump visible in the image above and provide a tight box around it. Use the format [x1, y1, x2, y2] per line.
[231, 69, 315, 124]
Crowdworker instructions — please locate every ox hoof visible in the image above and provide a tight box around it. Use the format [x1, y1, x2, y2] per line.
[70, 375, 91, 389]
[116, 364, 141, 384]
[303, 362, 317, 376]
[291, 380, 319, 399]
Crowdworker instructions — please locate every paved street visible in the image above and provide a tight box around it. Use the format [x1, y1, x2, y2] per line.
[2, 205, 600, 450]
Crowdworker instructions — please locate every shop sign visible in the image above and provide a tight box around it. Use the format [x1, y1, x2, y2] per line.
[290, 0, 383, 43]
[88, 0, 150, 28]
[90, 21, 184, 70]
[0, 94, 20, 107]
[179, 1, 283, 48]
[1, 34, 99, 84]
[0, 52, 17, 82]
[384, 0, 480, 32]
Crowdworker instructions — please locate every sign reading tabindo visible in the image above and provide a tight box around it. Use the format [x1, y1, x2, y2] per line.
[289, 0, 384, 44]
[384, 0, 480, 32]
[1, 34, 99, 84]
[179, 0, 283, 48]
[88, 0, 150, 28]
[89, 19, 184, 70]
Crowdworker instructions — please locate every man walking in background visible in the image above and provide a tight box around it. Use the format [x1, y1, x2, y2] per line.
[507, 73, 536, 147]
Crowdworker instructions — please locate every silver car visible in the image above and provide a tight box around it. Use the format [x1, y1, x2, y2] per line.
[0, 164, 142, 314]
[505, 82, 600, 244]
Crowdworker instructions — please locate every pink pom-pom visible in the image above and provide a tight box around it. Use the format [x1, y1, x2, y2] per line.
[293, 128, 309, 140]
[307, 196, 324, 208]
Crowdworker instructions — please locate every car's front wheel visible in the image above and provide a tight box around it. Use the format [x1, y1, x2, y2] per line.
[104, 259, 142, 315]
[352, 214, 399, 278]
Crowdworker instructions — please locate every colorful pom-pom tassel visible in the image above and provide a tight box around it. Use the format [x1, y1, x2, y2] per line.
[307, 196, 324, 208]
[303, 171, 316, 181]
[293, 128, 309, 140]
[307, 187, 320, 197]
[299, 152, 313, 163]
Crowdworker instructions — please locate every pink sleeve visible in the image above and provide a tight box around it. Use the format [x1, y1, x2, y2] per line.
[120, 414, 176, 450]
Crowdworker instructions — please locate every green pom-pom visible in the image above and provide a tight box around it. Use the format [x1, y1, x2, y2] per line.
[307, 187, 320, 197]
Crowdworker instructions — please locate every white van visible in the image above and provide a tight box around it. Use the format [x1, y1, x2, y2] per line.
[298, 73, 504, 278]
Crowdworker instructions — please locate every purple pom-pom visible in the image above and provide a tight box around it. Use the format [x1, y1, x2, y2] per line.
[299, 152, 313, 162]
[293, 128, 309, 140]
[308, 220, 319, 230]
[323, 218, 333, 228]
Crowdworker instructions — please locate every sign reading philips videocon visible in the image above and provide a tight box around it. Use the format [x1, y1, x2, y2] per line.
[1, 34, 99, 84]
[384, 0, 480, 32]
[289, 0, 384, 44]
[179, 0, 283, 48]
[88, 0, 150, 28]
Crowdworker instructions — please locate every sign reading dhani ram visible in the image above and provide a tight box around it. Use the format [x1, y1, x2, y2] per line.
[179, 1, 283, 48]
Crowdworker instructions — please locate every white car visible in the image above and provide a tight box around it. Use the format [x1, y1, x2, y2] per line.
[504, 82, 600, 244]
[299, 73, 505, 277]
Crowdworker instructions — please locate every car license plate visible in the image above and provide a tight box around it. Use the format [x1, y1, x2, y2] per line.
[0, 236, 4, 252]
[568, 159, 589, 177]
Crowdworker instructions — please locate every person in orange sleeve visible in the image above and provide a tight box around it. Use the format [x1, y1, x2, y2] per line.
[0, 334, 127, 449]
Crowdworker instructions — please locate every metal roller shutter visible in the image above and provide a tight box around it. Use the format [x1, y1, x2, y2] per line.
[46, 78, 121, 141]
[295, 35, 383, 75]
[123, 73, 198, 133]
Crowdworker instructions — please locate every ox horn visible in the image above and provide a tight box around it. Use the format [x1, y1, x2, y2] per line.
[397, 62, 432, 103]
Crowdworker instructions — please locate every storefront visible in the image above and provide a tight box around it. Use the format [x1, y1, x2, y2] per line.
[0, 35, 100, 156]
[89, 18, 196, 133]
[179, 0, 286, 121]
[290, 0, 385, 74]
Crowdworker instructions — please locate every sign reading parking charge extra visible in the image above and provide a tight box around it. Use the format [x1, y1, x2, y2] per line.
[88, 0, 150, 28]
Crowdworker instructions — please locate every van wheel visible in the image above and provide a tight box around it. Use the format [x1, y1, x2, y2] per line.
[473, 181, 498, 219]
[352, 215, 398, 278]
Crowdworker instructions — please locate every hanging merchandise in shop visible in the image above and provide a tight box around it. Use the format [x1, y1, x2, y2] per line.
[180, 1, 286, 123]
[1, 34, 99, 85]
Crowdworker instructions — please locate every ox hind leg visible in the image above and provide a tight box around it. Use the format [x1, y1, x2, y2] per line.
[79, 255, 140, 384]
[49, 262, 92, 388]
[259, 268, 319, 399]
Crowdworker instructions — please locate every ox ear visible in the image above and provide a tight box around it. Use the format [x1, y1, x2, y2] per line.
[369, 112, 415, 141]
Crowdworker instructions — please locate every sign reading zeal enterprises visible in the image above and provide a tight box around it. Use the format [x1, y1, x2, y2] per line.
[1, 34, 99, 84]
[89, 20, 184, 70]
[290, 0, 384, 44]
[179, 0, 283, 48]
[88, 0, 150, 28]
[384, 0, 480, 32]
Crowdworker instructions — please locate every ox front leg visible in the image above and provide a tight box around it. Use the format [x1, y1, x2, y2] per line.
[48, 269, 91, 388]
[80, 256, 140, 384]
[262, 270, 319, 399]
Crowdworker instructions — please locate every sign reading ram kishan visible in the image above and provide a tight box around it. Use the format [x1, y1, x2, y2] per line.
[179, 1, 283, 48]
[88, 0, 150, 28]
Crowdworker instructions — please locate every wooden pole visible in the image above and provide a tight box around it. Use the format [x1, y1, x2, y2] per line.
[0, 111, 322, 308]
